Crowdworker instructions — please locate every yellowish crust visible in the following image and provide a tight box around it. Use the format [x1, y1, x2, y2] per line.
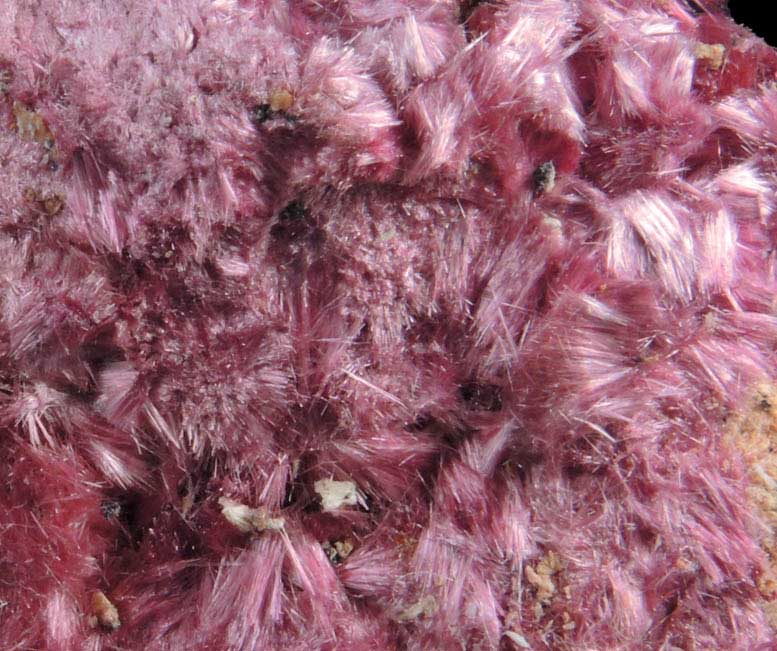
[727, 384, 777, 626]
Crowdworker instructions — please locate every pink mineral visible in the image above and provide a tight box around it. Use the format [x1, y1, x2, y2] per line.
[2, 1, 777, 650]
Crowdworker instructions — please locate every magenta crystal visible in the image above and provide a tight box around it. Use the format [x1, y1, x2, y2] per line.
[2, 1, 777, 650]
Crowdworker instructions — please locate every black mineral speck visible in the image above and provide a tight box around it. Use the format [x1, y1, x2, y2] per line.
[101, 500, 122, 520]
[532, 161, 556, 196]
[459, 382, 503, 412]
[250, 103, 272, 125]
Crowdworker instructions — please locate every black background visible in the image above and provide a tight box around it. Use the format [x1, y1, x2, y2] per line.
[727, 1, 776, 46]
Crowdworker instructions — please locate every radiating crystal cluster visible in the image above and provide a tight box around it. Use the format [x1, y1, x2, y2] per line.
[2, 1, 777, 649]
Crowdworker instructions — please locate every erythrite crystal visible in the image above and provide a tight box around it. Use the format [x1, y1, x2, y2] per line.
[2, 1, 777, 650]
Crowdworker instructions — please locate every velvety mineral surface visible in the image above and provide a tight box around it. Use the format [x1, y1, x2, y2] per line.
[2, 1, 777, 650]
